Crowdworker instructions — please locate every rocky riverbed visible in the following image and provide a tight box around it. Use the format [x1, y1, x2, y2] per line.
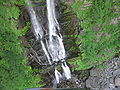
[85, 57, 120, 90]
[53, 57, 120, 90]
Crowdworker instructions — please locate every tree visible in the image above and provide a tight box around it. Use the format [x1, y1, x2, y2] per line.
[0, 0, 43, 89]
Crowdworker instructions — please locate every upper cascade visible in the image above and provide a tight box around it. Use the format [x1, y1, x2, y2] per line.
[46, 0, 71, 83]
[26, 0, 71, 84]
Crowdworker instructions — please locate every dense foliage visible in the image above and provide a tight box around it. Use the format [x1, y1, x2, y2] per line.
[0, 0, 44, 90]
[69, 0, 120, 70]
[0, 0, 119, 88]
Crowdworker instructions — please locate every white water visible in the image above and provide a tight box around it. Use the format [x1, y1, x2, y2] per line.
[26, 0, 71, 84]
[26, 0, 52, 64]
[46, 0, 65, 62]
[46, 0, 71, 83]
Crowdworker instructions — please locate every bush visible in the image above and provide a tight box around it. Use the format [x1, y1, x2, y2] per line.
[69, 0, 120, 70]
[0, 0, 44, 90]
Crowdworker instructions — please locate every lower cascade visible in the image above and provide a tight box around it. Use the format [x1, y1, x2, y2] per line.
[26, 0, 71, 84]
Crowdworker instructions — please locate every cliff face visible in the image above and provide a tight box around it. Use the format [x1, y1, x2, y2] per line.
[18, 0, 120, 89]
[18, 0, 80, 87]
[19, 0, 80, 65]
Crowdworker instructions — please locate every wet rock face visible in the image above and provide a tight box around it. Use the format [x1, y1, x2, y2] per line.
[85, 57, 120, 90]
[55, 70, 90, 88]
[19, 0, 80, 87]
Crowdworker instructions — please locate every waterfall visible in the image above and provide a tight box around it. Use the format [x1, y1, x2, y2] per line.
[26, 0, 71, 84]
[46, 0, 71, 83]
[26, 0, 52, 65]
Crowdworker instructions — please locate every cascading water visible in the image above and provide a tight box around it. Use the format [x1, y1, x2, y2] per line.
[46, 0, 71, 83]
[26, 0, 71, 84]
[46, 0, 65, 62]
[26, 0, 52, 65]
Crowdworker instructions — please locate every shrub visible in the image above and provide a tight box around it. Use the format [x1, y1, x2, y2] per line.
[69, 0, 120, 70]
[0, 0, 44, 90]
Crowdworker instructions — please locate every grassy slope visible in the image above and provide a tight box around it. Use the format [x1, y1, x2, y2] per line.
[68, 0, 120, 70]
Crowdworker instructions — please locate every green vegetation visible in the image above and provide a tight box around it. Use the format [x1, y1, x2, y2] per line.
[69, 0, 120, 70]
[0, 0, 120, 88]
[0, 0, 44, 90]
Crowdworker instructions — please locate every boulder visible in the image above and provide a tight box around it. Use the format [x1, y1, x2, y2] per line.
[86, 76, 101, 89]
[115, 77, 120, 86]
[90, 68, 101, 77]
[113, 69, 120, 76]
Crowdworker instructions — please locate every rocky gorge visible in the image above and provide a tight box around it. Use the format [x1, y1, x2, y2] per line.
[19, 0, 120, 89]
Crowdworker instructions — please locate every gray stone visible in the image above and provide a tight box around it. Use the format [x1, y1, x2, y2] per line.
[90, 68, 101, 76]
[109, 77, 114, 84]
[86, 77, 101, 89]
[86, 57, 120, 90]
[115, 77, 120, 86]
[100, 79, 110, 89]
[113, 69, 120, 76]
[116, 60, 120, 68]
[109, 83, 115, 89]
